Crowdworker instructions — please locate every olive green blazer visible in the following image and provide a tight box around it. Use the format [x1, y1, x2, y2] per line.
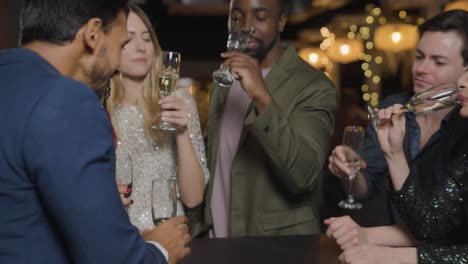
[200, 45, 336, 237]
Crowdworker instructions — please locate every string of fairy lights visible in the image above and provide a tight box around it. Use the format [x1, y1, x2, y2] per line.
[360, 4, 384, 107]
[303, 4, 426, 107]
[357, 4, 425, 106]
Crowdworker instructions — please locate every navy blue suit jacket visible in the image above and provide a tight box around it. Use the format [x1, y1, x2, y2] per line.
[0, 48, 167, 264]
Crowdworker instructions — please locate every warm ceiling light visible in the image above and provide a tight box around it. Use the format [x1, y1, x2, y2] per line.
[340, 44, 350, 55]
[445, 1, 468, 11]
[298, 47, 327, 68]
[327, 38, 363, 64]
[391, 31, 402, 43]
[374, 24, 418, 53]
[309, 53, 319, 63]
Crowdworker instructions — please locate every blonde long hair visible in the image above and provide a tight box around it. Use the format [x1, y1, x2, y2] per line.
[105, 4, 162, 143]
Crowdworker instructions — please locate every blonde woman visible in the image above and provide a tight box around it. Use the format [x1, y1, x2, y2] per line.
[104, 4, 208, 232]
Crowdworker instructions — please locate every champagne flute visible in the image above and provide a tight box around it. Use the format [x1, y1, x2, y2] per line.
[368, 82, 459, 131]
[151, 177, 178, 226]
[212, 30, 251, 87]
[153, 51, 181, 131]
[338, 126, 365, 210]
[116, 151, 133, 199]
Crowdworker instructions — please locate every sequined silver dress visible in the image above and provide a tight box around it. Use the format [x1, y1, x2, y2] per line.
[114, 88, 209, 231]
[391, 150, 468, 264]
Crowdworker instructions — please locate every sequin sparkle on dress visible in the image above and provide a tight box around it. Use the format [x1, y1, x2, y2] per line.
[114, 88, 209, 230]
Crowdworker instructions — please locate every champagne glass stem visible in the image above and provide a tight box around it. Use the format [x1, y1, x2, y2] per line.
[172, 200, 177, 217]
[170, 178, 178, 217]
[345, 174, 356, 204]
[367, 105, 379, 132]
[338, 168, 362, 209]
[338, 169, 362, 209]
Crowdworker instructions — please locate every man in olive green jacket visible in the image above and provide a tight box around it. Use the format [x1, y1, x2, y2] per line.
[202, 0, 336, 237]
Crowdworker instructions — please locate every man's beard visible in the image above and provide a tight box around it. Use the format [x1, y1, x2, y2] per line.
[90, 46, 116, 92]
[246, 34, 278, 63]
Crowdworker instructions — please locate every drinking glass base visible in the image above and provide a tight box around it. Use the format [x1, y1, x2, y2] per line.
[338, 200, 363, 209]
[213, 70, 234, 87]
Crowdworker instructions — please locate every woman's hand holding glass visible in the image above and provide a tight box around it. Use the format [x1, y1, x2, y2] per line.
[375, 104, 411, 191]
[367, 82, 459, 131]
[375, 104, 406, 157]
[158, 96, 191, 132]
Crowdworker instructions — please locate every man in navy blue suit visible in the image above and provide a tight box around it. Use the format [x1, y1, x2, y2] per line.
[0, 0, 190, 263]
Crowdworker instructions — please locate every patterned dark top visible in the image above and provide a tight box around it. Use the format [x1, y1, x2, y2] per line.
[391, 112, 468, 264]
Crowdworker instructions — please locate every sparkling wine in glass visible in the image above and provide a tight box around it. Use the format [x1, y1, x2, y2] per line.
[368, 82, 459, 131]
[212, 31, 251, 87]
[153, 51, 181, 131]
[116, 151, 133, 199]
[151, 177, 178, 226]
[338, 126, 365, 210]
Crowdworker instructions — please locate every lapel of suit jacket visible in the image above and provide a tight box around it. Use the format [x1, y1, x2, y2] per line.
[237, 45, 297, 146]
[205, 82, 229, 213]
[207, 83, 230, 172]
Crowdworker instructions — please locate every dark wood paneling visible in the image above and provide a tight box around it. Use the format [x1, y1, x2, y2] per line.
[0, 0, 13, 49]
